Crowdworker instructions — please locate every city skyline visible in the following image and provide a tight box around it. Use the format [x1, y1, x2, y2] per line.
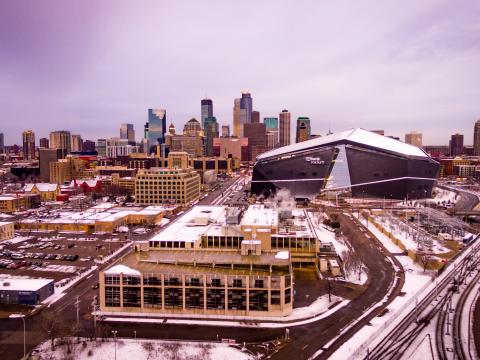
[1, 1, 480, 145]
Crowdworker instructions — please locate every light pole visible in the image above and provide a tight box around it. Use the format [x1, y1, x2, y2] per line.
[112, 330, 118, 360]
[10, 314, 26, 357]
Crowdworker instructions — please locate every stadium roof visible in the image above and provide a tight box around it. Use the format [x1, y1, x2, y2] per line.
[257, 128, 429, 160]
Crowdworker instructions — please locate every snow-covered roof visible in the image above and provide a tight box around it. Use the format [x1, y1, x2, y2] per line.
[240, 205, 278, 227]
[257, 128, 429, 160]
[150, 205, 226, 243]
[24, 183, 59, 192]
[0, 278, 53, 291]
[0, 221, 13, 226]
[104, 264, 141, 276]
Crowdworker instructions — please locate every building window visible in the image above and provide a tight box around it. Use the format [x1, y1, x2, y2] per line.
[105, 275, 120, 285]
[232, 279, 243, 288]
[271, 290, 281, 305]
[105, 286, 120, 307]
[143, 287, 161, 308]
[123, 287, 141, 307]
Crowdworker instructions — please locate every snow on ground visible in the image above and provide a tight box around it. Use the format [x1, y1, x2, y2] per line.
[4, 235, 35, 244]
[157, 218, 170, 227]
[430, 187, 457, 205]
[327, 214, 433, 360]
[33, 338, 253, 360]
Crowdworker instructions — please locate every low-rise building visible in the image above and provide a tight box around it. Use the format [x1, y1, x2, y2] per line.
[0, 193, 41, 213]
[24, 183, 60, 201]
[0, 277, 54, 305]
[0, 221, 14, 241]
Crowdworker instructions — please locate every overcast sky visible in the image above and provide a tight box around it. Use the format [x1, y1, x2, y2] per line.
[1, 0, 479, 145]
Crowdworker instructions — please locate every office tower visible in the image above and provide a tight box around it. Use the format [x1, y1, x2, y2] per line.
[183, 118, 202, 137]
[450, 133, 464, 156]
[39, 148, 62, 182]
[0, 133, 4, 153]
[204, 117, 219, 156]
[22, 130, 36, 160]
[97, 139, 107, 157]
[106, 138, 138, 158]
[474, 120, 480, 156]
[71, 134, 83, 152]
[120, 123, 135, 144]
[233, 92, 253, 137]
[201, 99, 213, 130]
[221, 125, 230, 138]
[252, 111, 260, 124]
[82, 140, 96, 152]
[145, 108, 167, 154]
[296, 117, 311, 143]
[264, 117, 279, 150]
[405, 131, 423, 147]
[39, 137, 49, 148]
[240, 92, 253, 123]
[244, 122, 266, 161]
[49, 130, 71, 156]
[233, 98, 242, 137]
[279, 110, 291, 147]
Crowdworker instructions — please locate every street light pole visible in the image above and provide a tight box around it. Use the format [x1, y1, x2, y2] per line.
[112, 330, 118, 360]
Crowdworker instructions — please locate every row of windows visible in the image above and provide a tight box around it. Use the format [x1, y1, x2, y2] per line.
[105, 287, 290, 309]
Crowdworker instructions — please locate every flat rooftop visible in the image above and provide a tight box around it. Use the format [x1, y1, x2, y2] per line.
[0, 277, 53, 291]
[111, 249, 290, 276]
[150, 205, 227, 243]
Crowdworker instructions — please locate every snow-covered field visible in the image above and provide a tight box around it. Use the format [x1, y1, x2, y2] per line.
[33, 338, 253, 360]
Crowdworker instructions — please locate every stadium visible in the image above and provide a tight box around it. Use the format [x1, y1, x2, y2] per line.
[251, 128, 440, 200]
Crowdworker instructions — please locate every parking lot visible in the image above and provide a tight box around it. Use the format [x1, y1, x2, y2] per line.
[0, 233, 128, 283]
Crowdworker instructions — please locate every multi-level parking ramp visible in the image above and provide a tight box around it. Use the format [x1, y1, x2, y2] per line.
[359, 239, 480, 360]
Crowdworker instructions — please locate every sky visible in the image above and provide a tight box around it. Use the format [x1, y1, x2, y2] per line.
[1, 0, 480, 146]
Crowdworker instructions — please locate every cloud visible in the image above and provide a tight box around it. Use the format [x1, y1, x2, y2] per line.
[0, 0, 479, 145]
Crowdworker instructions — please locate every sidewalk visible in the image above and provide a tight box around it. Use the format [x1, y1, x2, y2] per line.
[95, 294, 349, 329]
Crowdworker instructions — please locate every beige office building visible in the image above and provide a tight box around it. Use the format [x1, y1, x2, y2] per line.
[135, 167, 200, 207]
[405, 131, 423, 147]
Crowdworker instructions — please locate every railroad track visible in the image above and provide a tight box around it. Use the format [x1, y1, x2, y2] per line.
[452, 265, 480, 360]
[364, 243, 480, 360]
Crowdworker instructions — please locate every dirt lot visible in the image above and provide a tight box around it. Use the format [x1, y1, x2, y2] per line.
[0, 234, 128, 283]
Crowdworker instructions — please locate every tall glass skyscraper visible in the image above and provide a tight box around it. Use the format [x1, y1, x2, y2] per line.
[146, 108, 167, 154]
[204, 116, 219, 156]
[201, 99, 213, 130]
[120, 123, 135, 144]
[240, 92, 252, 124]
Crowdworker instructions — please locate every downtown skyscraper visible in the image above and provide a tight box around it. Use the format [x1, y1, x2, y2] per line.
[120, 123, 135, 144]
[145, 108, 167, 155]
[474, 120, 480, 156]
[279, 109, 291, 147]
[233, 92, 253, 138]
[296, 117, 311, 143]
[22, 130, 35, 160]
[201, 99, 213, 130]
